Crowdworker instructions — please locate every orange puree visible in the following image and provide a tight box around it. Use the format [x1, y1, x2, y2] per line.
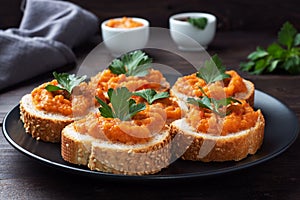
[131, 95, 182, 123]
[154, 97, 182, 122]
[75, 104, 166, 144]
[91, 69, 169, 92]
[31, 80, 105, 117]
[32, 80, 73, 116]
[224, 70, 247, 97]
[106, 17, 144, 28]
[186, 101, 258, 136]
[173, 70, 247, 99]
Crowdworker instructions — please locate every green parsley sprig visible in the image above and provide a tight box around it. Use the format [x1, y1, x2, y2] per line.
[45, 72, 87, 99]
[196, 54, 231, 84]
[240, 21, 300, 74]
[108, 50, 152, 77]
[95, 87, 146, 121]
[133, 89, 170, 104]
[187, 87, 241, 117]
[187, 17, 208, 30]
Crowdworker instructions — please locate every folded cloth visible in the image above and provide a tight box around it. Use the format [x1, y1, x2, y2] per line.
[0, 0, 99, 91]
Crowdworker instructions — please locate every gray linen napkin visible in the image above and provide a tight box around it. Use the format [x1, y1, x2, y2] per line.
[0, 0, 99, 91]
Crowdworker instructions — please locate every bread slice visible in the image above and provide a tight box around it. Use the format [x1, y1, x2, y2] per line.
[169, 109, 265, 162]
[20, 94, 74, 143]
[61, 123, 172, 175]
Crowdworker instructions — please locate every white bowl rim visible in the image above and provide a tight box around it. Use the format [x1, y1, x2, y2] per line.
[169, 12, 216, 24]
[101, 17, 149, 32]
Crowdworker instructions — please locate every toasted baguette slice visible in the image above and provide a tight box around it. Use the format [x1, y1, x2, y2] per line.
[171, 78, 255, 107]
[20, 94, 75, 143]
[169, 110, 265, 162]
[61, 123, 172, 175]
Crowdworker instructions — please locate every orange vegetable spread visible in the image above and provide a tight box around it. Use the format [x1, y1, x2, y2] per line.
[90, 69, 170, 92]
[132, 95, 182, 123]
[31, 80, 105, 117]
[106, 17, 144, 28]
[74, 104, 167, 144]
[32, 80, 72, 116]
[186, 101, 258, 136]
[152, 97, 182, 122]
[173, 70, 247, 99]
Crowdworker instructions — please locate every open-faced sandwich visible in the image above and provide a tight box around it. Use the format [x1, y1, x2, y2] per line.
[61, 87, 181, 175]
[89, 50, 170, 93]
[170, 89, 265, 162]
[20, 72, 105, 143]
[171, 55, 255, 107]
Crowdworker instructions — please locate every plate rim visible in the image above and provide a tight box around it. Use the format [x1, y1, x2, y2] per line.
[2, 89, 299, 181]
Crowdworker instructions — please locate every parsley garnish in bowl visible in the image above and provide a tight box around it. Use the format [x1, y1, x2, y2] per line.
[188, 17, 208, 30]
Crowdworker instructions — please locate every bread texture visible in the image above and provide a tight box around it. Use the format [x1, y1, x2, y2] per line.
[61, 123, 172, 175]
[20, 94, 74, 143]
[170, 110, 265, 162]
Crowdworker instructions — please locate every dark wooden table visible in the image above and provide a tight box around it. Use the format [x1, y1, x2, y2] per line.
[1, 31, 300, 199]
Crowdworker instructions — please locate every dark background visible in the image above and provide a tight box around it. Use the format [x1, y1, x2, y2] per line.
[1, 0, 300, 33]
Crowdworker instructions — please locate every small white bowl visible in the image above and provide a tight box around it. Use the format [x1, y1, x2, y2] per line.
[169, 12, 216, 51]
[101, 17, 149, 57]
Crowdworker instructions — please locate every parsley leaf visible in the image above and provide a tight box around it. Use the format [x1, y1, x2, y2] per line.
[95, 87, 146, 121]
[187, 17, 208, 30]
[187, 87, 241, 116]
[133, 89, 170, 104]
[196, 54, 231, 84]
[240, 21, 300, 74]
[95, 96, 114, 118]
[278, 21, 297, 50]
[45, 72, 87, 98]
[108, 50, 152, 77]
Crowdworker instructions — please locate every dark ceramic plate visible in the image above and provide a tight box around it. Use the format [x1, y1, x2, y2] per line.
[2, 90, 299, 181]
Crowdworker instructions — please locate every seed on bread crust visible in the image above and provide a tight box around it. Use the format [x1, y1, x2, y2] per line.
[20, 94, 74, 143]
[61, 123, 172, 175]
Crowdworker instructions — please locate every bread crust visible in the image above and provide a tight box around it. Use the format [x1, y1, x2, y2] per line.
[61, 125, 94, 165]
[170, 110, 265, 162]
[61, 123, 172, 175]
[236, 79, 255, 107]
[20, 94, 74, 143]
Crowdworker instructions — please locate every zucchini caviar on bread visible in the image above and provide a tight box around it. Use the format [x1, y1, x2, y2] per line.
[170, 87, 265, 162]
[171, 55, 255, 107]
[89, 50, 170, 93]
[20, 72, 103, 143]
[61, 87, 181, 175]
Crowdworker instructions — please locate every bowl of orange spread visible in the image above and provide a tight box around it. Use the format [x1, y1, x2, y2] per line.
[101, 17, 149, 57]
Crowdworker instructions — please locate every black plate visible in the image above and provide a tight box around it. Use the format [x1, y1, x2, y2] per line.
[2, 90, 299, 181]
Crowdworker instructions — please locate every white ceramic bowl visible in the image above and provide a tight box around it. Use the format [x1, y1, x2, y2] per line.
[169, 12, 216, 50]
[101, 17, 149, 57]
